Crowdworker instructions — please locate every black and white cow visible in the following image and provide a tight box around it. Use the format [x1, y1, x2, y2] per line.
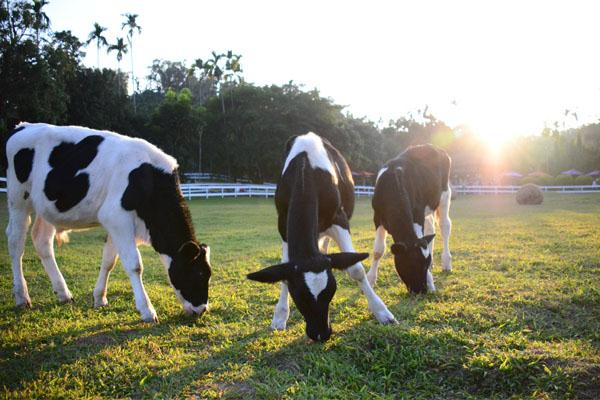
[247, 132, 396, 342]
[366, 144, 452, 294]
[2, 123, 211, 322]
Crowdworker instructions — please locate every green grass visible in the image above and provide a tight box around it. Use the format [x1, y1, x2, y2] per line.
[0, 194, 599, 399]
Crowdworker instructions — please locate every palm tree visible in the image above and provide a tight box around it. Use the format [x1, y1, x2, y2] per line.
[32, 0, 50, 46]
[107, 37, 128, 90]
[121, 13, 141, 112]
[86, 23, 108, 69]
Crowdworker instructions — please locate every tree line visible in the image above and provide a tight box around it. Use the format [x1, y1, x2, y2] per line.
[2, 0, 599, 183]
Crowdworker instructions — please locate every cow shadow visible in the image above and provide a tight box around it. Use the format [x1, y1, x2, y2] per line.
[0, 309, 203, 393]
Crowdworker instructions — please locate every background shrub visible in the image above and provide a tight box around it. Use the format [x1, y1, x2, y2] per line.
[574, 175, 594, 185]
[554, 174, 575, 186]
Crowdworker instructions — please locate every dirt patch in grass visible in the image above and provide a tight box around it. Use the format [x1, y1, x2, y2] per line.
[72, 328, 141, 347]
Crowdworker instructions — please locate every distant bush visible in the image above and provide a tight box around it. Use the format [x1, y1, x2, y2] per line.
[516, 184, 544, 205]
[575, 175, 594, 185]
[554, 174, 575, 186]
[520, 176, 553, 186]
[520, 176, 536, 185]
[501, 176, 522, 185]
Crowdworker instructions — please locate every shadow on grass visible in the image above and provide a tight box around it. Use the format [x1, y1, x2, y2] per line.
[0, 311, 204, 393]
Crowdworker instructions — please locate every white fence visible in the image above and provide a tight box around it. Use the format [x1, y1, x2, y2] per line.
[1, 177, 599, 198]
[177, 183, 600, 199]
[453, 185, 600, 194]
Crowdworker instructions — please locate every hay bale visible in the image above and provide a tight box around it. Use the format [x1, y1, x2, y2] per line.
[516, 183, 544, 205]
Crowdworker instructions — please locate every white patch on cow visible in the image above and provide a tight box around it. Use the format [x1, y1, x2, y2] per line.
[413, 223, 423, 238]
[281, 132, 337, 184]
[204, 245, 211, 263]
[426, 269, 436, 292]
[304, 271, 328, 300]
[424, 206, 434, 217]
[413, 223, 429, 257]
[376, 167, 388, 182]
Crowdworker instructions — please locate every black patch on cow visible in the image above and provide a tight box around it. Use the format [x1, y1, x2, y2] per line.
[1, 126, 26, 171]
[13, 148, 35, 183]
[43, 135, 104, 212]
[23, 191, 29, 200]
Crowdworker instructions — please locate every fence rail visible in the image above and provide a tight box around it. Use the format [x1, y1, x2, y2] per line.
[1, 177, 599, 197]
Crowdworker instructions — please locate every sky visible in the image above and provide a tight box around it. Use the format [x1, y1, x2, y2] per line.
[45, 0, 600, 141]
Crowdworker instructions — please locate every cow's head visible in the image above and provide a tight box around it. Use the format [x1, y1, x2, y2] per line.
[248, 252, 368, 342]
[168, 241, 212, 316]
[391, 234, 435, 293]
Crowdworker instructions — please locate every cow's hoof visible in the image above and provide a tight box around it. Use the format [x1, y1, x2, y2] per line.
[59, 295, 74, 304]
[16, 299, 32, 309]
[94, 298, 108, 308]
[270, 321, 287, 331]
[375, 310, 398, 325]
[381, 317, 398, 325]
[141, 313, 159, 324]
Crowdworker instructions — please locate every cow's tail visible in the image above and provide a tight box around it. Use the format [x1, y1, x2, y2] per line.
[2, 123, 29, 171]
[1, 133, 7, 171]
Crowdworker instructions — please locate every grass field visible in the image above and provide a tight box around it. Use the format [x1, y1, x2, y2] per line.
[0, 193, 599, 399]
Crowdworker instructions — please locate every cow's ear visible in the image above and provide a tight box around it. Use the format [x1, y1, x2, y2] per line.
[121, 164, 154, 210]
[247, 262, 292, 283]
[179, 241, 201, 261]
[391, 242, 407, 255]
[419, 234, 435, 248]
[329, 252, 368, 270]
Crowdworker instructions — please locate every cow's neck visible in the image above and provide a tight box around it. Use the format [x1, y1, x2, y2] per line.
[387, 184, 420, 245]
[152, 211, 197, 259]
[143, 190, 198, 258]
[287, 158, 321, 260]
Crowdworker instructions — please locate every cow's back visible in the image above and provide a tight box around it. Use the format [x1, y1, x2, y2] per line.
[374, 144, 450, 224]
[6, 123, 177, 229]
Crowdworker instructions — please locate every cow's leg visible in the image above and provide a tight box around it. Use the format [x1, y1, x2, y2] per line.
[102, 211, 157, 323]
[93, 235, 118, 307]
[271, 241, 290, 330]
[423, 214, 436, 292]
[6, 208, 32, 308]
[31, 216, 73, 303]
[366, 225, 387, 287]
[438, 189, 453, 272]
[327, 225, 397, 324]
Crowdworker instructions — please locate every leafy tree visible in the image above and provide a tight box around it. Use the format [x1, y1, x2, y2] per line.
[147, 58, 217, 105]
[0, 0, 77, 132]
[147, 88, 206, 171]
[32, 0, 49, 46]
[107, 37, 127, 90]
[86, 22, 108, 69]
[65, 68, 131, 132]
[121, 13, 141, 111]
[201, 82, 381, 182]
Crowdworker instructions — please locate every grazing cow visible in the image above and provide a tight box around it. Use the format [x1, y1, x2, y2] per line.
[366, 144, 452, 294]
[247, 132, 396, 342]
[3, 123, 211, 322]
